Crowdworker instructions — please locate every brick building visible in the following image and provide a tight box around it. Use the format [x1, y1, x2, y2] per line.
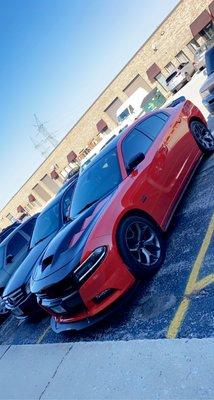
[0, 0, 213, 229]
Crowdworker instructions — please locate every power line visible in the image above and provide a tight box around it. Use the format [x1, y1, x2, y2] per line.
[30, 114, 59, 158]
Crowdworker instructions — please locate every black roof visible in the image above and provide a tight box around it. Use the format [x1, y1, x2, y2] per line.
[0, 214, 39, 248]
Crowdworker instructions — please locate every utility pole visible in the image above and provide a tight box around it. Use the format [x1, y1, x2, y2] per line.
[30, 114, 58, 158]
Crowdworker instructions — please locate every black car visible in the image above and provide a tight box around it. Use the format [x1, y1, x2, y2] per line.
[3, 178, 78, 319]
[200, 46, 214, 115]
[0, 215, 38, 318]
[0, 222, 20, 244]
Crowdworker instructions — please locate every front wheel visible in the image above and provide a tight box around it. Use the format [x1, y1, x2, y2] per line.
[117, 215, 166, 279]
[190, 120, 214, 154]
[185, 73, 191, 82]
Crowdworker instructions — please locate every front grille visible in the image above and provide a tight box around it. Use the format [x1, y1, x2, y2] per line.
[4, 288, 26, 308]
[39, 274, 77, 300]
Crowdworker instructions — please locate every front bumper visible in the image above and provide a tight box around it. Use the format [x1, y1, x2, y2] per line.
[5, 293, 39, 320]
[168, 76, 188, 92]
[202, 92, 214, 114]
[37, 248, 136, 332]
[50, 281, 139, 333]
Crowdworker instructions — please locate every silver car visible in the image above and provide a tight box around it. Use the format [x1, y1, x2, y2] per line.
[194, 42, 213, 72]
[166, 62, 195, 94]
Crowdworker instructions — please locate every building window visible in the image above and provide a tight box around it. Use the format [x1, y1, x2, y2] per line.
[200, 22, 214, 41]
[187, 38, 200, 53]
[165, 62, 176, 74]
[6, 213, 16, 223]
[26, 203, 33, 211]
[176, 51, 189, 64]
[154, 73, 168, 91]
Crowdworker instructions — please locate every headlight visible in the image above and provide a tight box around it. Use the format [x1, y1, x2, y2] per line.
[201, 89, 210, 99]
[73, 246, 107, 284]
[25, 279, 31, 295]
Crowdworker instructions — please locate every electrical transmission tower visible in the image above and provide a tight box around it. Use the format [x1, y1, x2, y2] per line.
[30, 114, 58, 158]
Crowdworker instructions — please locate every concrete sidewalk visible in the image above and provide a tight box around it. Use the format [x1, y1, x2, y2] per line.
[0, 338, 213, 400]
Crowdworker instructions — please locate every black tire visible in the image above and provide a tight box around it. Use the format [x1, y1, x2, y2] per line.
[190, 120, 214, 154]
[117, 214, 166, 279]
[185, 73, 191, 82]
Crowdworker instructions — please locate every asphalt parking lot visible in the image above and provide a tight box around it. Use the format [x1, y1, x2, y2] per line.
[0, 72, 213, 346]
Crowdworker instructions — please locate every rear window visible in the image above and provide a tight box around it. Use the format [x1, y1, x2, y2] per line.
[21, 218, 37, 237]
[136, 114, 168, 140]
[6, 233, 28, 257]
[166, 72, 177, 83]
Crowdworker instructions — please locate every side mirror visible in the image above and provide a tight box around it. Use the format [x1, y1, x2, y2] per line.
[127, 153, 145, 173]
[6, 254, 14, 264]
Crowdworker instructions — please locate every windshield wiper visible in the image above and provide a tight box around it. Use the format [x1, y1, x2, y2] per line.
[30, 231, 54, 249]
[78, 198, 100, 214]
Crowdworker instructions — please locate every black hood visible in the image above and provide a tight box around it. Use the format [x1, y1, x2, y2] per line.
[3, 233, 56, 297]
[30, 192, 114, 294]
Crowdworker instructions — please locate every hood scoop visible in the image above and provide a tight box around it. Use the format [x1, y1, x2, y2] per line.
[42, 255, 54, 270]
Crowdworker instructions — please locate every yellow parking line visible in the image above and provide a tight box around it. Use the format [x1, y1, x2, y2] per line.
[193, 274, 214, 293]
[167, 297, 190, 339]
[167, 214, 214, 339]
[36, 325, 51, 344]
[185, 214, 214, 296]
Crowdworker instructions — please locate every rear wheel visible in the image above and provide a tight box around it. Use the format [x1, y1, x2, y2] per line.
[190, 120, 214, 154]
[117, 215, 165, 279]
[185, 73, 191, 82]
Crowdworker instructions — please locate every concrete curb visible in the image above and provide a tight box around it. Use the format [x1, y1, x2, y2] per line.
[0, 338, 213, 399]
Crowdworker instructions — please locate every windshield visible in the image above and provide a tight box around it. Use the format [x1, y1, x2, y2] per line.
[166, 71, 177, 83]
[30, 203, 61, 247]
[81, 154, 96, 172]
[117, 108, 130, 123]
[71, 148, 122, 217]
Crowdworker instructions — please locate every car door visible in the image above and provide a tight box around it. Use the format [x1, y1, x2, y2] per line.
[122, 112, 194, 226]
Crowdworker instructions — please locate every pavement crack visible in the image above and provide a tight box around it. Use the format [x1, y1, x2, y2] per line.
[39, 344, 73, 399]
[0, 345, 11, 361]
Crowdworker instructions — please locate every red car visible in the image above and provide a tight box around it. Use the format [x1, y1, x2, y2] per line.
[30, 100, 214, 332]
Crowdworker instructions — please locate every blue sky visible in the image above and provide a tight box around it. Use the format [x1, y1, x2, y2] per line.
[0, 0, 179, 210]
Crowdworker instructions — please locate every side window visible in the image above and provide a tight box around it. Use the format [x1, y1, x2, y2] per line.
[136, 114, 168, 140]
[129, 105, 134, 114]
[21, 218, 36, 237]
[122, 128, 152, 169]
[62, 187, 75, 221]
[157, 112, 169, 122]
[6, 232, 28, 258]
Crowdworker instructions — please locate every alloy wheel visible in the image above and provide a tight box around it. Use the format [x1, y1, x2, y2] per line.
[125, 221, 161, 267]
[192, 122, 214, 151]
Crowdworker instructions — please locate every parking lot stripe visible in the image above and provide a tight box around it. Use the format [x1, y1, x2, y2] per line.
[36, 326, 51, 344]
[166, 298, 190, 339]
[185, 214, 214, 296]
[193, 273, 214, 292]
[167, 213, 214, 339]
